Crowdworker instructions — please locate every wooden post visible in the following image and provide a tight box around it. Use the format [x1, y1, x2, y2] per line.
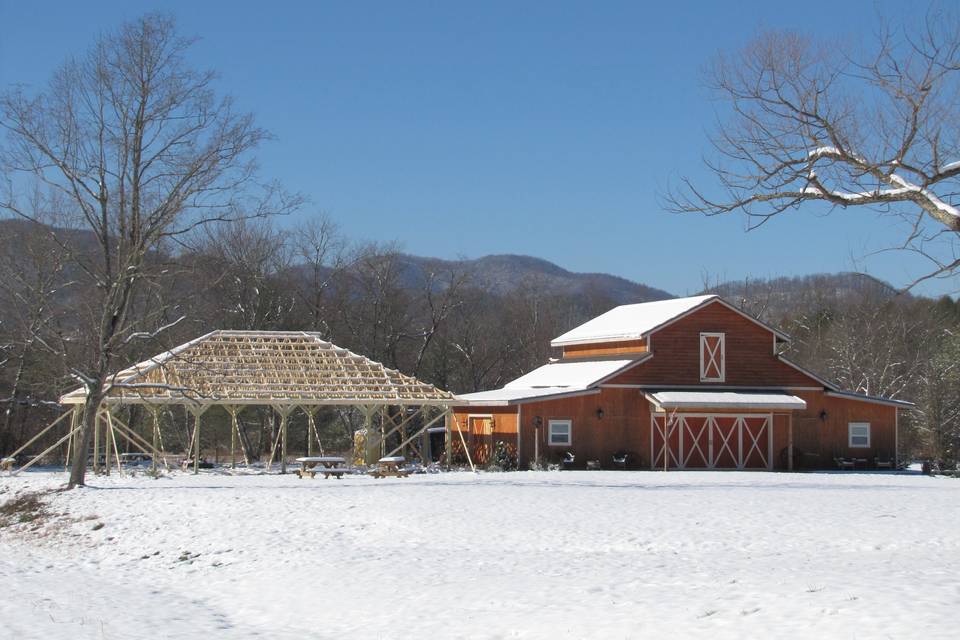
[150, 406, 160, 473]
[379, 406, 387, 458]
[103, 412, 112, 476]
[363, 405, 377, 465]
[186, 405, 208, 475]
[787, 413, 794, 472]
[93, 407, 101, 474]
[268, 405, 294, 474]
[225, 405, 238, 469]
[444, 410, 453, 469]
[104, 408, 124, 477]
[280, 408, 289, 475]
[420, 409, 431, 465]
[305, 407, 323, 457]
[306, 408, 314, 458]
[64, 407, 79, 471]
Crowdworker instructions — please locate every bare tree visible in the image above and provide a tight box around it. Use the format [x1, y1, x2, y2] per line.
[0, 14, 300, 486]
[291, 214, 347, 334]
[197, 218, 295, 330]
[665, 9, 960, 288]
[0, 219, 72, 454]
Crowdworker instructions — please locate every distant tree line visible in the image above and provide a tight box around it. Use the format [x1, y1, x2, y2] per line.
[1, 216, 958, 464]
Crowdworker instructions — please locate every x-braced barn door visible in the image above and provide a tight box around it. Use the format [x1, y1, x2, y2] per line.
[651, 414, 772, 470]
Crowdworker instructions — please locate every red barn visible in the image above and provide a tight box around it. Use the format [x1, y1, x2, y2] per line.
[452, 295, 912, 471]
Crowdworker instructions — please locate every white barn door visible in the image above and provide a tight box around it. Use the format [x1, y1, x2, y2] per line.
[651, 413, 772, 470]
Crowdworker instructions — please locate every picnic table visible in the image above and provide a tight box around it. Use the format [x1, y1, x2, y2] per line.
[296, 456, 348, 479]
[369, 456, 410, 479]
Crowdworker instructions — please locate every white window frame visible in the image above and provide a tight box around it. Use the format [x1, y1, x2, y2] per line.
[548, 419, 572, 446]
[848, 422, 871, 448]
[699, 332, 726, 382]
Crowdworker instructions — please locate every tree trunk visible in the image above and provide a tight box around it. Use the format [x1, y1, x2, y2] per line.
[68, 389, 105, 488]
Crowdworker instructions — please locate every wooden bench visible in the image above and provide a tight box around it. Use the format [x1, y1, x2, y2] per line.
[834, 457, 855, 470]
[875, 457, 895, 470]
[369, 456, 410, 479]
[295, 456, 348, 479]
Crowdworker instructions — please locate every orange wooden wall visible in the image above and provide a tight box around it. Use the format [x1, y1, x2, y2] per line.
[562, 338, 647, 358]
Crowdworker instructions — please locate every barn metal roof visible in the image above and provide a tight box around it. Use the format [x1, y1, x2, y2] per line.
[455, 357, 644, 406]
[59, 330, 456, 406]
[550, 295, 791, 346]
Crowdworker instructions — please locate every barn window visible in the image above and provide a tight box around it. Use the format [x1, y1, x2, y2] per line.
[700, 333, 725, 382]
[849, 422, 871, 448]
[548, 419, 572, 446]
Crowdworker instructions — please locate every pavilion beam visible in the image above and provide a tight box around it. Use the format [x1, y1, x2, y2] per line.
[268, 405, 295, 474]
[3, 408, 74, 466]
[451, 412, 476, 473]
[103, 408, 125, 478]
[385, 409, 448, 461]
[362, 405, 379, 465]
[108, 413, 167, 468]
[92, 408, 101, 474]
[445, 411, 452, 469]
[378, 406, 426, 448]
[185, 404, 208, 475]
[12, 420, 84, 476]
[224, 405, 245, 469]
[303, 406, 323, 457]
[149, 405, 160, 473]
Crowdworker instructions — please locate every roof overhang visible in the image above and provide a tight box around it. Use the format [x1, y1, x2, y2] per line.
[454, 387, 600, 407]
[824, 390, 915, 408]
[645, 390, 807, 411]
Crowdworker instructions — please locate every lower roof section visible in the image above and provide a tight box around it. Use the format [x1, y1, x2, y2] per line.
[646, 390, 807, 411]
[455, 386, 599, 407]
[455, 357, 641, 407]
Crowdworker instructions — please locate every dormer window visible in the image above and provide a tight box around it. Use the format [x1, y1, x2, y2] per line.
[700, 332, 725, 382]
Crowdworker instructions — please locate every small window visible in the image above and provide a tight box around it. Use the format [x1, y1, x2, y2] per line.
[548, 419, 572, 446]
[849, 422, 871, 448]
[700, 332, 725, 382]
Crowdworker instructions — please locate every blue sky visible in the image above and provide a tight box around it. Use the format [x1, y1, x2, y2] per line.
[1, 0, 954, 297]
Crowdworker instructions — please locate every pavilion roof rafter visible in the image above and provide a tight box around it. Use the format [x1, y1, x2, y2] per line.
[59, 330, 456, 408]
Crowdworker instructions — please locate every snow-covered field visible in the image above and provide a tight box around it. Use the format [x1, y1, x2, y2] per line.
[1, 469, 957, 639]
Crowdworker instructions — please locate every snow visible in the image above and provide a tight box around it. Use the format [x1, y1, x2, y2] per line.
[802, 165, 959, 221]
[505, 359, 638, 389]
[551, 295, 717, 346]
[456, 386, 596, 404]
[2, 469, 958, 639]
[648, 390, 807, 410]
[458, 359, 640, 405]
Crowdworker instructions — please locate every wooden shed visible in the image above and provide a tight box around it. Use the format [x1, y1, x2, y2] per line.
[452, 295, 912, 471]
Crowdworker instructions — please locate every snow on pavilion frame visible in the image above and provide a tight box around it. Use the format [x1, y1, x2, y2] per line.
[11, 331, 461, 476]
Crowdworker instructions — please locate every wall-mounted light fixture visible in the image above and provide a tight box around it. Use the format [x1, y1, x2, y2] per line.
[596, 407, 604, 420]
[819, 409, 828, 422]
[534, 416, 543, 428]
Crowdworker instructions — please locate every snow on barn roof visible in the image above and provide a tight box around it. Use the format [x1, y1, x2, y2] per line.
[550, 295, 790, 347]
[456, 358, 642, 406]
[60, 330, 455, 406]
[646, 391, 807, 411]
[504, 359, 638, 389]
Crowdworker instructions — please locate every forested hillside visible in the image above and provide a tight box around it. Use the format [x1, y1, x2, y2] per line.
[1, 218, 958, 462]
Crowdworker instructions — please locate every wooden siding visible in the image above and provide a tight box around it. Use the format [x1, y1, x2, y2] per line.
[606, 302, 819, 387]
[562, 339, 647, 358]
[516, 388, 650, 469]
[450, 406, 519, 465]
[452, 389, 897, 470]
[788, 390, 897, 467]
